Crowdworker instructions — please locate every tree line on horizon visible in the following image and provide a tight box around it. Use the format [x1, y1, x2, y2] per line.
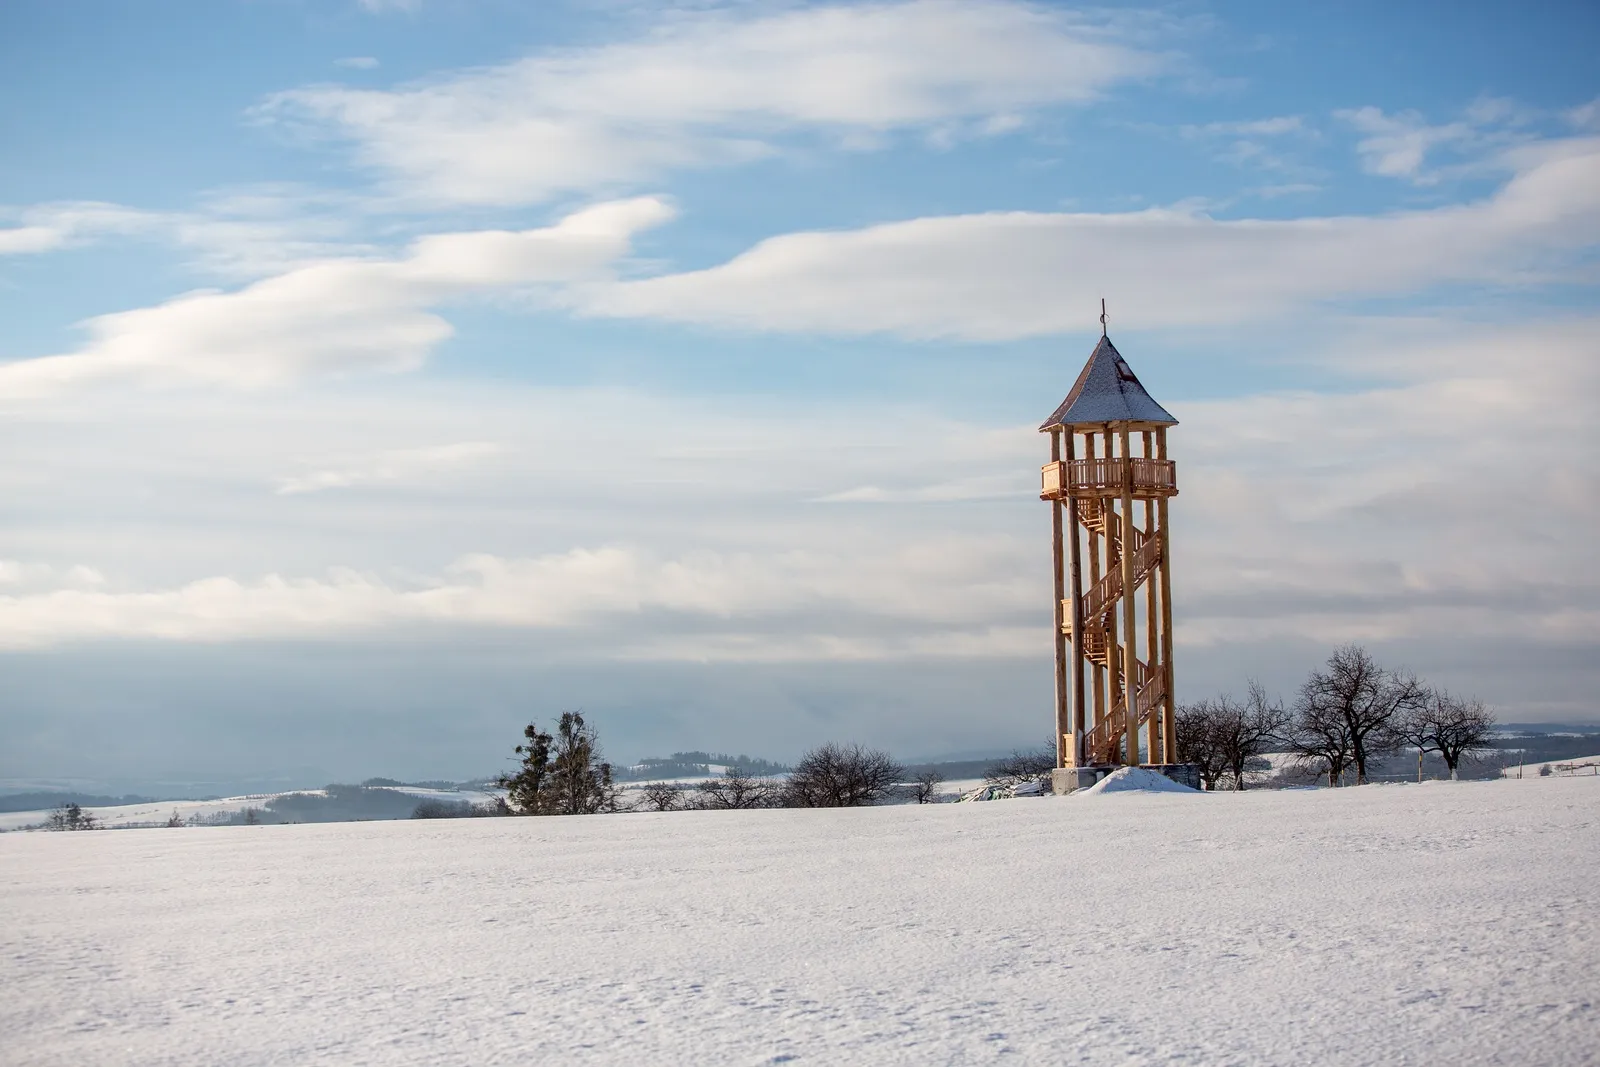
[465, 711, 921, 817]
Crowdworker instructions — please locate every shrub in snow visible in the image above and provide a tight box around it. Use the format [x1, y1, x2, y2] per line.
[906, 768, 944, 804]
[783, 743, 903, 807]
[695, 769, 778, 810]
[412, 799, 507, 819]
[634, 782, 685, 812]
[46, 803, 100, 831]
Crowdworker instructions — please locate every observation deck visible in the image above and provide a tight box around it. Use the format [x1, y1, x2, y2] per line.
[1039, 457, 1178, 501]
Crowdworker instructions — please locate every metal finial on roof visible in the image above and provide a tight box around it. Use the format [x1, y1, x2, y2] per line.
[1100, 298, 1108, 337]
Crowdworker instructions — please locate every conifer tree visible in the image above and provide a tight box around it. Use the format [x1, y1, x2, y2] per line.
[498, 712, 615, 815]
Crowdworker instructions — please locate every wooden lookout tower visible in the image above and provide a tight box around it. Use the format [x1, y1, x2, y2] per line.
[1040, 311, 1179, 782]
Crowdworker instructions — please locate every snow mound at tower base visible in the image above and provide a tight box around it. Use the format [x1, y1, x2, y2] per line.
[1082, 766, 1201, 795]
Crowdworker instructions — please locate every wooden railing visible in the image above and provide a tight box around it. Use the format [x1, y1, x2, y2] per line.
[1040, 458, 1177, 500]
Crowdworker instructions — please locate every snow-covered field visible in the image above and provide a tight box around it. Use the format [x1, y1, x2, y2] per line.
[4, 776, 1595, 1065]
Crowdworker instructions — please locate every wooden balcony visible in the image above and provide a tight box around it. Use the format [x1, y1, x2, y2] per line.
[1040, 457, 1177, 501]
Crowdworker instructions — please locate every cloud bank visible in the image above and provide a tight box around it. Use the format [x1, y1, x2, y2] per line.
[0, 198, 673, 395]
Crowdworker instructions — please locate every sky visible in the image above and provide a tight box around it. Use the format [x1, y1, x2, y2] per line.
[2, 0, 1597, 789]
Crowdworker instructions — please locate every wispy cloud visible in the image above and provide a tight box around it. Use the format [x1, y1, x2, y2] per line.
[1181, 115, 1305, 137]
[260, 0, 1166, 205]
[1336, 97, 1538, 185]
[275, 441, 502, 494]
[576, 137, 1600, 338]
[0, 202, 158, 256]
[335, 56, 380, 70]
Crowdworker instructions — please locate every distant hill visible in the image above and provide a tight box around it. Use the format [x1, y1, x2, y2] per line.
[0, 791, 160, 813]
[619, 751, 791, 781]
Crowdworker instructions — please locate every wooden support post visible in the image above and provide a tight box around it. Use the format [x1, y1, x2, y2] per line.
[1066, 431, 1084, 767]
[1050, 431, 1069, 767]
[1143, 431, 1159, 762]
[1156, 428, 1177, 764]
[1084, 432, 1104, 749]
[1119, 427, 1139, 765]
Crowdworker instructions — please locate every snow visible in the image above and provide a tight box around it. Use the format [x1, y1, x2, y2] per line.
[0, 786, 505, 831]
[1081, 766, 1200, 795]
[1499, 754, 1600, 778]
[3, 777, 1596, 1065]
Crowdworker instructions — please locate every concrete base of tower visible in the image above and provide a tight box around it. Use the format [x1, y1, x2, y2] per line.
[1051, 763, 1203, 794]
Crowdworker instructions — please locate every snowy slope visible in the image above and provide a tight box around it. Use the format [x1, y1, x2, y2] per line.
[1499, 754, 1600, 778]
[3, 777, 1596, 1065]
[0, 785, 505, 831]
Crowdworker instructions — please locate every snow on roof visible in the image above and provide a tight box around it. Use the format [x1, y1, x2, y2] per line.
[1040, 335, 1178, 430]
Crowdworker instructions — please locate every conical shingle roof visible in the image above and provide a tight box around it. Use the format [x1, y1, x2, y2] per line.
[1039, 335, 1177, 431]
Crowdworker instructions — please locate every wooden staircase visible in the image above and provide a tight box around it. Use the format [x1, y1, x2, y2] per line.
[1064, 498, 1170, 765]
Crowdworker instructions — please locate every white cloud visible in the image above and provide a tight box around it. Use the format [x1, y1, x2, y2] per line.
[261, 1, 1162, 205]
[576, 137, 1600, 338]
[1336, 98, 1542, 185]
[0, 197, 674, 396]
[0, 202, 157, 255]
[275, 441, 502, 494]
[335, 57, 380, 70]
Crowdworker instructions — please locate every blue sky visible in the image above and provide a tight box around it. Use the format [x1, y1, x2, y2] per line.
[1, 0, 1597, 788]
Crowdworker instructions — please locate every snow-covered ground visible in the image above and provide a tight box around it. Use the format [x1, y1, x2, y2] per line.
[4, 776, 1595, 1065]
[1499, 754, 1600, 778]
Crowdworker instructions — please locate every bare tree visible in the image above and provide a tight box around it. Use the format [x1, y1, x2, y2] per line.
[984, 743, 1055, 790]
[908, 768, 944, 804]
[1288, 697, 1355, 786]
[636, 781, 684, 812]
[784, 743, 904, 807]
[1400, 691, 1497, 780]
[165, 809, 184, 828]
[694, 769, 774, 810]
[1296, 645, 1428, 785]
[1216, 682, 1292, 790]
[1175, 700, 1230, 790]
